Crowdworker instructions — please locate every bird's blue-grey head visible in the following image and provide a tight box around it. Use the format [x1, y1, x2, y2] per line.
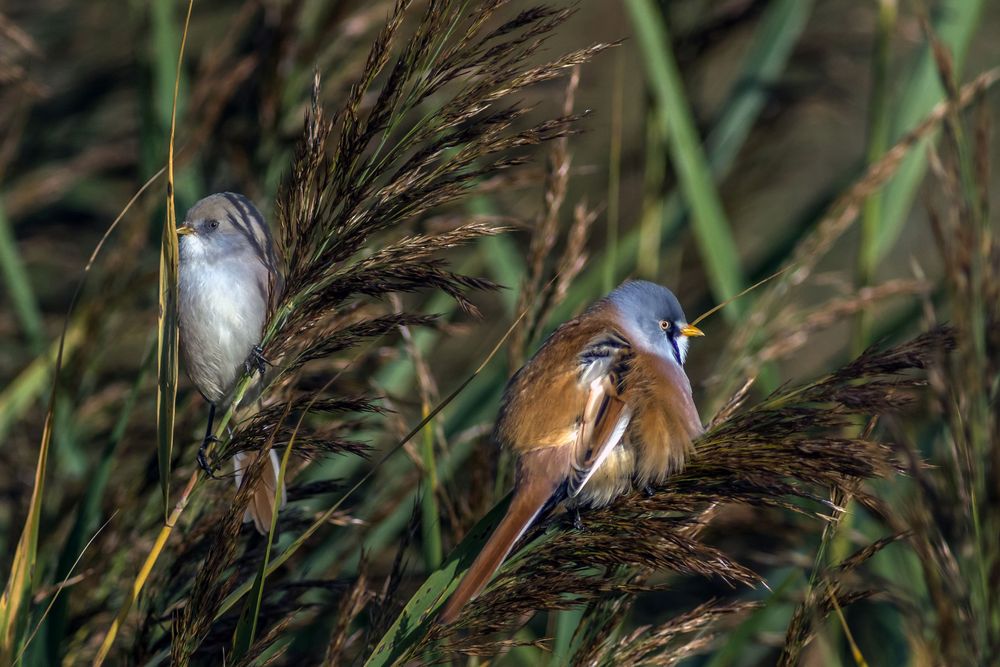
[606, 280, 704, 365]
[177, 192, 279, 270]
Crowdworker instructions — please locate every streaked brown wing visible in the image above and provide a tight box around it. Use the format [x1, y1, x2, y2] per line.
[567, 331, 634, 497]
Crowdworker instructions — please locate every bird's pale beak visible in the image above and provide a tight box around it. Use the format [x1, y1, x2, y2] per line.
[176, 225, 194, 236]
[680, 323, 704, 338]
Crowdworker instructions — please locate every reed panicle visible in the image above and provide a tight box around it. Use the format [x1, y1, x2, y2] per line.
[156, 2, 613, 661]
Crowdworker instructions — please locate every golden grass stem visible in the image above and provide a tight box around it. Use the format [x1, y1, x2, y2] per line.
[96, 1, 194, 661]
[92, 469, 202, 666]
[155, 0, 194, 519]
[828, 583, 870, 667]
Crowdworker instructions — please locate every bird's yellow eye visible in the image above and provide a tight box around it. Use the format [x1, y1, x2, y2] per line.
[659, 320, 671, 331]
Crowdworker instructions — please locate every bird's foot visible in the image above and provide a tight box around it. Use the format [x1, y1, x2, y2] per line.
[244, 344, 270, 377]
[573, 508, 585, 532]
[643, 484, 656, 498]
[198, 435, 222, 479]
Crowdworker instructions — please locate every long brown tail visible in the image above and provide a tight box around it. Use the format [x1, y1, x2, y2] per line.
[438, 465, 560, 624]
[233, 449, 288, 534]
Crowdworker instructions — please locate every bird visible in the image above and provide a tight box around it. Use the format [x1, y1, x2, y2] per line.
[177, 192, 287, 533]
[438, 280, 704, 623]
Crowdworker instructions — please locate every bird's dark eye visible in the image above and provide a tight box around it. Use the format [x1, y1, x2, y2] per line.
[208, 219, 220, 230]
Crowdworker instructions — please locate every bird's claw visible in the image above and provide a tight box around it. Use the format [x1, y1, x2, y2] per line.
[643, 484, 655, 498]
[198, 435, 222, 479]
[573, 508, 585, 532]
[244, 344, 270, 377]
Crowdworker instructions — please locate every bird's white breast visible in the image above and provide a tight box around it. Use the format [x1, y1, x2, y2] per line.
[178, 246, 267, 405]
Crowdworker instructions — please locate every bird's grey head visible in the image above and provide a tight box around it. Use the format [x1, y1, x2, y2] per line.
[606, 280, 704, 365]
[177, 192, 277, 267]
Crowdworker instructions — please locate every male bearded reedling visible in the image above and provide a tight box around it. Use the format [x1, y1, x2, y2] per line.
[177, 192, 286, 534]
[438, 280, 704, 624]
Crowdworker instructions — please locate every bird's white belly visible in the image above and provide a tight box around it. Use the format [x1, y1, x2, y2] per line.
[178, 260, 266, 405]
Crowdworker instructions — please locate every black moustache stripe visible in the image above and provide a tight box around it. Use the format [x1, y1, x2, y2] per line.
[222, 192, 279, 273]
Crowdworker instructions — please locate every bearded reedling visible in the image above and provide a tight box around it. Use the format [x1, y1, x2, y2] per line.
[439, 281, 703, 623]
[177, 192, 286, 533]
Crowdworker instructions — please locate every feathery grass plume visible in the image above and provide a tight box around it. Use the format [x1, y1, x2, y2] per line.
[711, 67, 1000, 400]
[509, 65, 593, 370]
[324, 553, 373, 665]
[778, 534, 906, 666]
[408, 328, 953, 661]
[885, 52, 1000, 663]
[158, 2, 612, 661]
[171, 400, 295, 665]
[586, 599, 763, 667]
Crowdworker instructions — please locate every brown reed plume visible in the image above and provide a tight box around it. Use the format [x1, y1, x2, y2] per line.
[159, 3, 614, 662]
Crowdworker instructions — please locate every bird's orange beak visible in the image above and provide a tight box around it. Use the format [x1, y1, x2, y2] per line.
[176, 224, 194, 236]
[680, 323, 704, 338]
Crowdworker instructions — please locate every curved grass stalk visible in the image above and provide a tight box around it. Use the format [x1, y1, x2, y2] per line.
[154, 0, 194, 519]
[94, 0, 194, 662]
[0, 121, 166, 667]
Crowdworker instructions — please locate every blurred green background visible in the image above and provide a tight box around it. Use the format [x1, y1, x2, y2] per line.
[1, 0, 998, 664]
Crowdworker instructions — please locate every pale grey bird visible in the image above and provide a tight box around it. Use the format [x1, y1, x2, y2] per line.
[177, 192, 286, 533]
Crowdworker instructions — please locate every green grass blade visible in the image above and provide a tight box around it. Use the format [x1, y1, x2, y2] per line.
[604, 50, 624, 293]
[232, 411, 296, 659]
[704, 0, 814, 172]
[41, 340, 154, 665]
[625, 0, 744, 319]
[364, 496, 513, 667]
[554, 0, 813, 320]
[0, 197, 45, 354]
[875, 0, 985, 259]
[551, 607, 585, 666]
[558, 0, 811, 321]
[855, 0, 897, 351]
[0, 397, 53, 662]
[154, 0, 193, 518]
[419, 405, 443, 570]
[0, 321, 84, 443]
[0, 270, 80, 662]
